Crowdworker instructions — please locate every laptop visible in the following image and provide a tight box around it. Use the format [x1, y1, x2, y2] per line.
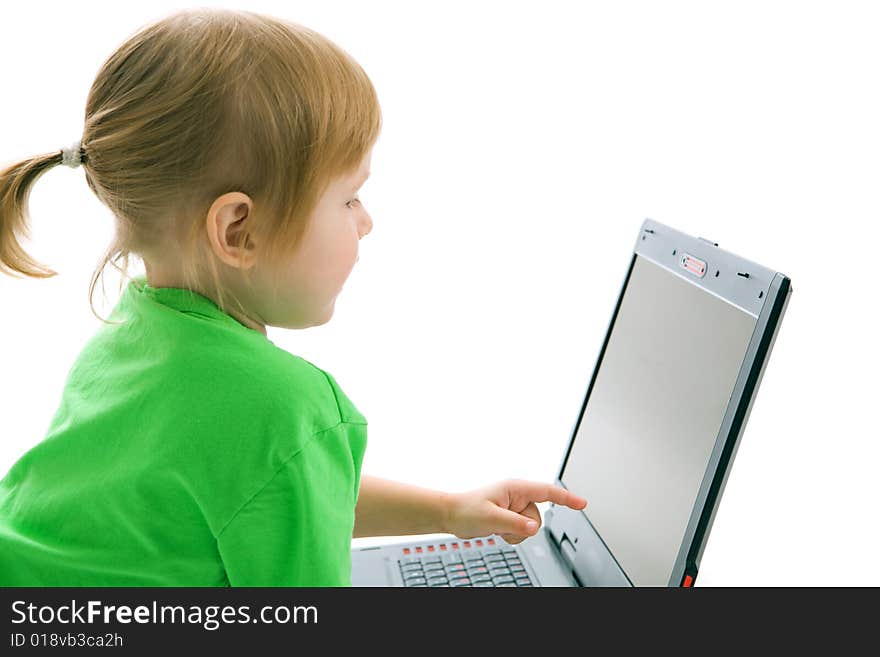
[351, 218, 793, 587]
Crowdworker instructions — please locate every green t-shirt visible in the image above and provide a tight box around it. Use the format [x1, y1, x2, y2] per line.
[0, 276, 367, 586]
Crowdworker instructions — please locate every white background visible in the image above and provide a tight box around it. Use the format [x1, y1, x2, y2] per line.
[1, 1, 877, 586]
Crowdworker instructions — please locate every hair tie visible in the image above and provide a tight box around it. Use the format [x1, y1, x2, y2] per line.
[60, 141, 83, 168]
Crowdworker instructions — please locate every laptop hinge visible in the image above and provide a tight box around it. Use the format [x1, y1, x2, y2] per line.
[547, 507, 579, 577]
[546, 503, 631, 587]
[560, 535, 577, 564]
[558, 534, 584, 587]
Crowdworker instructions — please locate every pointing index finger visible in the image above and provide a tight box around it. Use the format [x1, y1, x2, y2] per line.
[554, 486, 587, 510]
[521, 481, 587, 510]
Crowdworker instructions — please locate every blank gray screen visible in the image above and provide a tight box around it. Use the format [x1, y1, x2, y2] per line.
[561, 254, 757, 586]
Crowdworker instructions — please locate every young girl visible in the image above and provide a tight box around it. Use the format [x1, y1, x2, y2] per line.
[0, 8, 586, 586]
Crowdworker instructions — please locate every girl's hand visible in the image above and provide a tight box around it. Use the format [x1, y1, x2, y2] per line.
[443, 479, 588, 545]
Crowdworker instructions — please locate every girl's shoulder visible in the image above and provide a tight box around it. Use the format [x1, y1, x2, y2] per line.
[187, 336, 365, 433]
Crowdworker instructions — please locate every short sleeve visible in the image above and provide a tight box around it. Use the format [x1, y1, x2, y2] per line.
[318, 369, 368, 426]
[216, 422, 365, 586]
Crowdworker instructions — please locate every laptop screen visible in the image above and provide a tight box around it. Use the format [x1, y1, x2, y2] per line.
[560, 253, 758, 586]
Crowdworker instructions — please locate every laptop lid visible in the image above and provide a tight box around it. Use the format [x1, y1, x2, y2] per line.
[545, 219, 792, 586]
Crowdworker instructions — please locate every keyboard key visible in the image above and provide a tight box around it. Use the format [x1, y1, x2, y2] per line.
[492, 575, 515, 585]
[404, 577, 427, 586]
[515, 577, 531, 586]
[441, 553, 463, 564]
[467, 566, 489, 575]
[470, 574, 492, 583]
[489, 565, 510, 575]
[498, 582, 517, 587]
[431, 583, 450, 587]
[427, 576, 448, 586]
[423, 556, 442, 565]
[465, 557, 485, 565]
[473, 581, 494, 587]
[516, 582, 532, 587]
[509, 564, 525, 573]
[450, 578, 472, 587]
[483, 548, 502, 556]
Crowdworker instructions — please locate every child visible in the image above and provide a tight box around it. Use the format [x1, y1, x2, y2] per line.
[0, 8, 586, 586]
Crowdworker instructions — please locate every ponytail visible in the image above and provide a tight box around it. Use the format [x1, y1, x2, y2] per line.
[0, 150, 67, 278]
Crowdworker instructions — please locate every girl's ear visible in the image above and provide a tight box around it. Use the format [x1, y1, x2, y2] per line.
[205, 191, 257, 269]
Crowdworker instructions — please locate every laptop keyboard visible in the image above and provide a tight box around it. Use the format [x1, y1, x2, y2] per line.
[398, 537, 533, 587]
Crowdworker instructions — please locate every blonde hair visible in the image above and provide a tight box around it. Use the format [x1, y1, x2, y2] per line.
[0, 7, 382, 323]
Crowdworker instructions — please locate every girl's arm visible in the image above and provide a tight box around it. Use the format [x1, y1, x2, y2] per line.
[352, 475, 588, 543]
[353, 475, 452, 538]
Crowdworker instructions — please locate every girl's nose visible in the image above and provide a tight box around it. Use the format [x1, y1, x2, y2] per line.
[359, 211, 373, 239]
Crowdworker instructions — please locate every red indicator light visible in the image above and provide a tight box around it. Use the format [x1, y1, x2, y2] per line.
[452, 543, 459, 549]
[403, 548, 410, 555]
[487, 538, 495, 545]
[415, 546, 422, 553]
[463, 541, 471, 548]
[440, 544, 447, 550]
[476, 540, 483, 547]
[683, 574, 694, 587]
[427, 545, 435, 552]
